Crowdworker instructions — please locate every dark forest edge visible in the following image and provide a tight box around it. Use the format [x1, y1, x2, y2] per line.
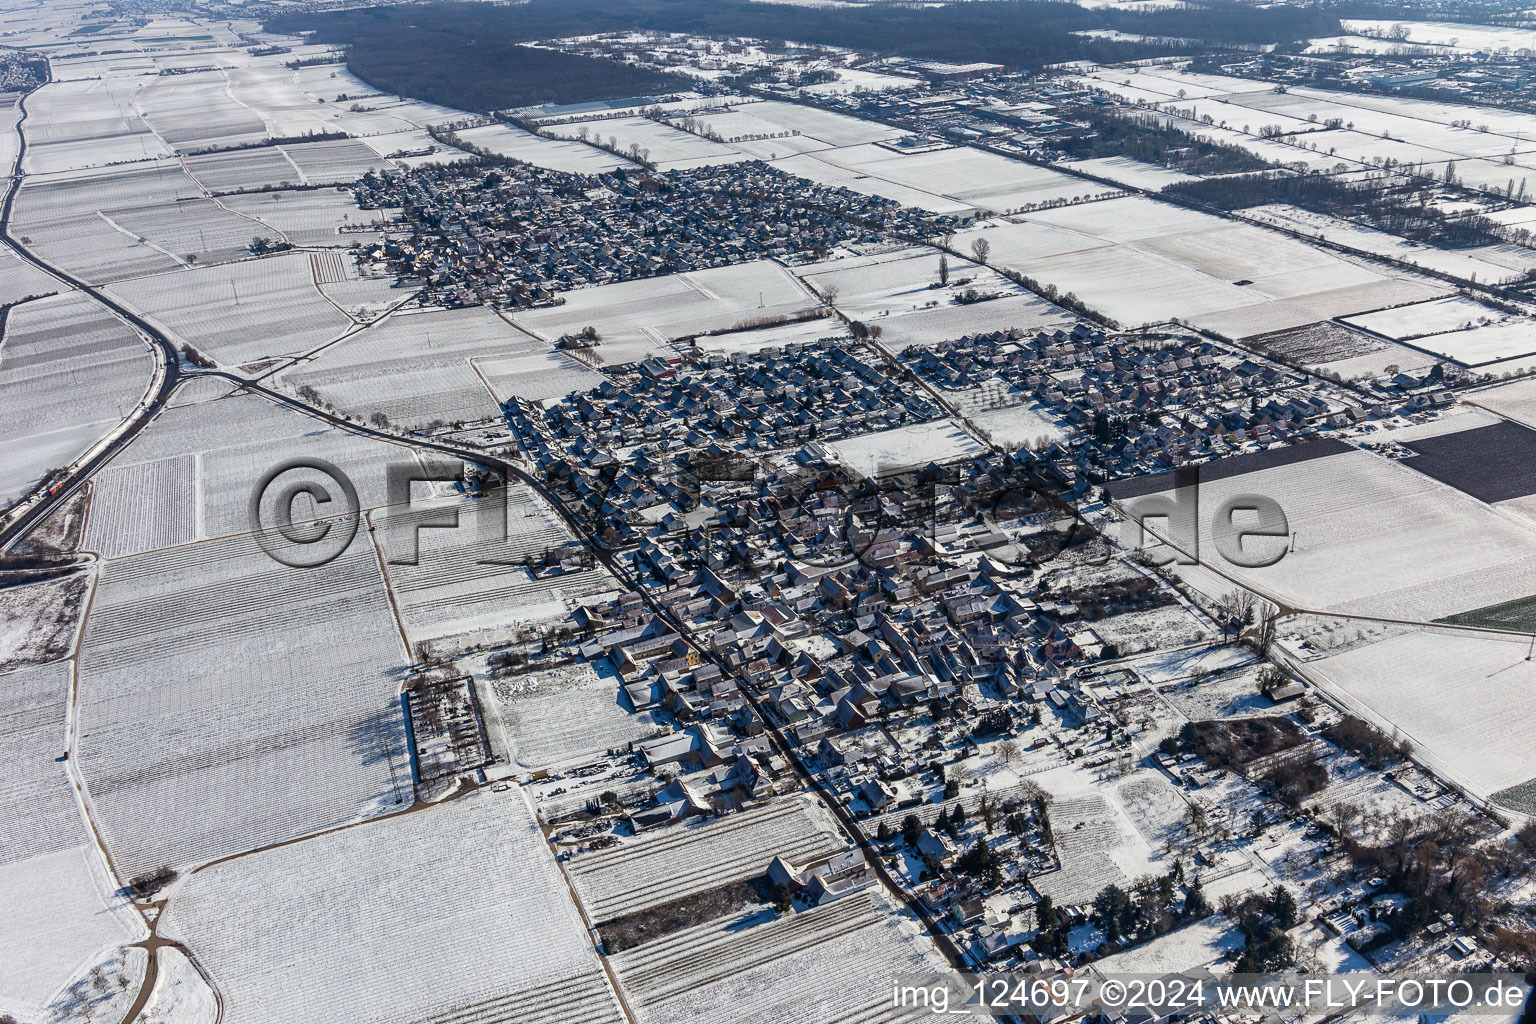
[266, 0, 1344, 114]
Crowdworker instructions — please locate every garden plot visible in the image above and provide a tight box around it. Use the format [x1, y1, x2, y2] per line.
[276, 305, 541, 427]
[183, 146, 305, 194]
[610, 889, 948, 1024]
[0, 662, 146, 1022]
[219, 188, 394, 248]
[377, 486, 612, 645]
[545, 116, 745, 171]
[475, 349, 607, 405]
[828, 419, 985, 479]
[76, 527, 410, 877]
[454, 122, 636, 173]
[1117, 444, 1536, 622]
[160, 788, 623, 1024]
[106, 252, 352, 368]
[510, 260, 821, 365]
[134, 70, 267, 151]
[1089, 917, 1242, 976]
[1160, 666, 1277, 722]
[568, 796, 844, 922]
[281, 137, 387, 183]
[0, 291, 152, 504]
[490, 660, 660, 770]
[1306, 626, 1536, 801]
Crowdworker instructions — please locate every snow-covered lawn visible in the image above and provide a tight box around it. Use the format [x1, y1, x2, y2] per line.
[160, 788, 624, 1024]
[827, 419, 985, 478]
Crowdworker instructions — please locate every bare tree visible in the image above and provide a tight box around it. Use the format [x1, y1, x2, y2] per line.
[938, 254, 949, 286]
[970, 237, 991, 265]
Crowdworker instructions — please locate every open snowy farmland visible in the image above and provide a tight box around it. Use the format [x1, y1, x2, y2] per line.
[819, 142, 1115, 215]
[376, 486, 614, 645]
[0, 291, 153, 504]
[1116, 439, 1536, 621]
[275, 305, 542, 427]
[0, 662, 146, 1023]
[569, 796, 844, 922]
[453, 122, 636, 173]
[827, 419, 986, 478]
[955, 198, 1444, 333]
[475, 348, 607, 405]
[160, 788, 624, 1024]
[282, 137, 388, 183]
[219, 187, 396, 248]
[75, 524, 410, 878]
[14, 159, 267, 282]
[20, 77, 172, 174]
[511, 260, 823, 364]
[1306, 626, 1536, 803]
[689, 314, 847, 355]
[80, 387, 412, 558]
[183, 146, 307, 194]
[545, 115, 746, 171]
[719, 99, 910, 148]
[106, 251, 356, 368]
[1343, 295, 1513, 340]
[134, 70, 267, 151]
[610, 889, 949, 1024]
[491, 660, 660, 770]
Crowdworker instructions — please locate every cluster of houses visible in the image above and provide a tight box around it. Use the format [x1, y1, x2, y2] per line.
[905, 325, 1415, 483]
[351, 158, 950, 309]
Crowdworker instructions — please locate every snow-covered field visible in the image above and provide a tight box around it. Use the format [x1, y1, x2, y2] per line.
[810, 142, 1107, 215]
[1343, 295, 1509, 340]
[610, 888, 948, 1024]
[827, 419, 986, 478]
[1061, 155, 1198, 190]
[135, 947, 217, 1024]
[0, 662, 146, 1023]
[1030, 762, 1166, 907]
[545, 115, 746, 171]
[76, 528, 411, 877]
[106, 251, 355, 368]
[1307, 626, 1536, 801]
[0, 291, 152, 504]
[952, 389, 1068, 448]
[568, 796, 845, 921]
[455, 122, 636, 173]
[219, 188, 396, 249]
[378, 486, 613, 645]
[1244, 204, 1536, 285]
[160, 788, 624, 1024]
[490, 660, 661, 770]
[1120, 444, 1536, 621]
[274, 305, 535, 428]
[954, 198, 1444, 333]
[1340, 18, 1536, 53]
[511, 260, 822, 365]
